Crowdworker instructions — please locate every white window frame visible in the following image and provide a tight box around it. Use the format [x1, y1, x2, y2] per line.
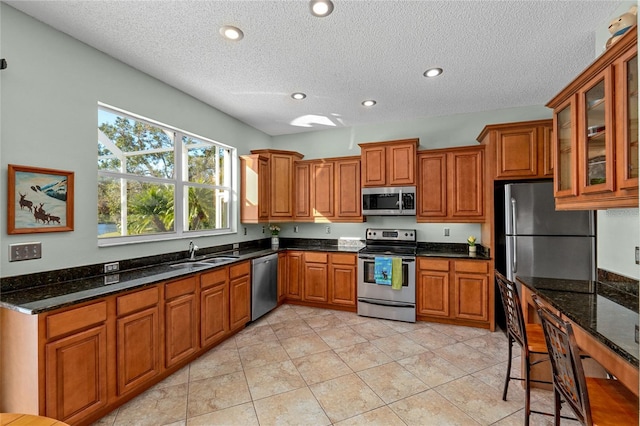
[98, 103, 237, 246]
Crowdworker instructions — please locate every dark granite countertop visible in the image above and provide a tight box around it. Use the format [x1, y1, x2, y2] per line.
[0, 238, 488, 316]
[0, 247, 277, 315]
[417, 243, 491, 260]
[516, 276, 639, 368]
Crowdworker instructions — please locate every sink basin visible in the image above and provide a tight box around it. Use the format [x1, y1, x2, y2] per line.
[169, 262, 212, 270]
[201, 256, 239, 264]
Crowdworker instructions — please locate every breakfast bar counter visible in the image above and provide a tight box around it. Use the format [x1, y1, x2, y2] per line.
[516, 276, 639, 396]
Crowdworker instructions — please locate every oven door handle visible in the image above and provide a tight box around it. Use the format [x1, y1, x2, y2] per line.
[358, 299, 415, 308]
[358, 255, 415, 262]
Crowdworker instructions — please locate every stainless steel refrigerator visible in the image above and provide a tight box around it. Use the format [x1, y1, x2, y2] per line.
[503, 181, 595, 282]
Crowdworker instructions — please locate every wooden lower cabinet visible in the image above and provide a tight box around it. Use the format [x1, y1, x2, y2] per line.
[417, 259, 450, 318]
[200, 268, 229, 348]
[303, 252, 329, 303]
[44, 302, 109, 424]
[286, 251, 304, 300]
[0, 261, 259, 425]
[229, 261, 251, 331]
[417, 257, 492, 329]
[116, 287, 161, 396]
[329, 253, 357, 307]
[277, 252, 288, 302]
[165, 277, 198, 368]
[286, 251, 357, 310]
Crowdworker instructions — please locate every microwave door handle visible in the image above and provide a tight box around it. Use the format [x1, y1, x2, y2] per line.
[399, 189, 403, 213]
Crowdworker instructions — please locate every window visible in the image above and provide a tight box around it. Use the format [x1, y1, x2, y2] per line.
[97, 104, 235, 244]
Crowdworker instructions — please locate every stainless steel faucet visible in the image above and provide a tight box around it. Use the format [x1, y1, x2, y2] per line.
[188, 241, 198, 260]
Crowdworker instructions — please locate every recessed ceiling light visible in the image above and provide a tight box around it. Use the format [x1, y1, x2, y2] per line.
[361, 100, 376, 107]
[424, 68, 443, 78]
[291, 92, 307, 100]
[219, 25, 244, 41]
[310, 0, 334, 17]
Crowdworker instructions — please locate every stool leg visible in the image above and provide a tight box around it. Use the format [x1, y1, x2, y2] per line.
[502, 335, 513, 401]
[554, 389, 561, 426]
[524, 352, 531, 426]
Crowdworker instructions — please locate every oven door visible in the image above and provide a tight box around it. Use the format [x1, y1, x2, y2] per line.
[357, 254, 416, 304]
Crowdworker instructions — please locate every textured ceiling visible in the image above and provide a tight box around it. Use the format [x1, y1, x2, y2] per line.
[6, 0, 621, 136]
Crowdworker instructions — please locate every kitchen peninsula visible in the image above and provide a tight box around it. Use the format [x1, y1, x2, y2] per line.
[517, 275, 639, 396]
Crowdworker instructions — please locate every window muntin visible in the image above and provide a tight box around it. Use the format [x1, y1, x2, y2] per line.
[97, 105, 234, 243]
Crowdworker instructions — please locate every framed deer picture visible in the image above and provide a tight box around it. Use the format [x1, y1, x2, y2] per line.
[7, 164, 74, 234]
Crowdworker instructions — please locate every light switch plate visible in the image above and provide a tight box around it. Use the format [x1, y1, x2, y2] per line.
[9, 242, 42, 261]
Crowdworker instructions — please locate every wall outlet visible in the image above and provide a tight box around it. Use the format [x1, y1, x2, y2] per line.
[444, 228, 450, 237]
[9, 242, 42, 262]
[635, 247, 639, 265]
[104, 262, 119, 273]
[325, 225, 331, 234]
[262, 225, 265, 234]
[243, 227, 247, 235]
[635, 324, 639, 344]
[104, 274, 120, 285]
[294, 226, 299, 233]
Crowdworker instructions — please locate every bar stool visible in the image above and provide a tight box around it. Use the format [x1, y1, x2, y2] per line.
[495, 270, 551, 425]
[533, 296, 639, 426]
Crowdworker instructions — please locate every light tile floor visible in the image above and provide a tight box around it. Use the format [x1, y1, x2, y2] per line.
[93, 305, 580, 426]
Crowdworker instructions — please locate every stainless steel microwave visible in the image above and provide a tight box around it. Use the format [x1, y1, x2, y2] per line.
[361, 186, 416, 216]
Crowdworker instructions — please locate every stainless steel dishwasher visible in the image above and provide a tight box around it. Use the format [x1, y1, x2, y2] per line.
[251, 253, 278, 321]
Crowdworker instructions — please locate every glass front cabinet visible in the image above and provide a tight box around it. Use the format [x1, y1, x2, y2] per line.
[547, 25, 638, 209]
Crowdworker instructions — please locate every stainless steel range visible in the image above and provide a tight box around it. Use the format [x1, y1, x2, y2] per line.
[357, 228, 417, 323]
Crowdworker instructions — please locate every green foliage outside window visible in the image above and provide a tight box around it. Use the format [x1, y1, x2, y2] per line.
[97, 106, 233, 241]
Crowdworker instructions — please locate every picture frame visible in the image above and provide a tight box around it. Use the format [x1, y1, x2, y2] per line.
[7, 164, 74, 234]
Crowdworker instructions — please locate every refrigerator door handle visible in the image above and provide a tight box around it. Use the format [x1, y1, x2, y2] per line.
[510, 197, 517, 235]
[512, 238, 517, 274]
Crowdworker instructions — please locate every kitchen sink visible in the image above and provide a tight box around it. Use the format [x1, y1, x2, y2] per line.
[201, 256, 239, 264]
[169, 262, 212, 270]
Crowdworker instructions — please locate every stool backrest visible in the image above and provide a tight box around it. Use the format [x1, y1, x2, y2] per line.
[495, 270, 528, 349]
[534, 297, 591, 425]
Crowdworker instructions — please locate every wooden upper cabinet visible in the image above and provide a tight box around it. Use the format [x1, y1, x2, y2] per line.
[294, 156, 363, 223]
[359, 139, 418, 186]
[241, 150, 303, 223]
[270, 152, 297, 218]
[240, 154, 269, 223]
[417, 145, 484, 222]
[450, 147, 484, 219]
[294, 162, 311, 220]
[547, 25, 638, 209]
[361, 145, 386, 186]
[417, 152, 447, 219]
[311, 161, 335, 220]
[476, 119, 553, 180]
[617, 48, 639, 191]
[335, 157, 362, 219]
